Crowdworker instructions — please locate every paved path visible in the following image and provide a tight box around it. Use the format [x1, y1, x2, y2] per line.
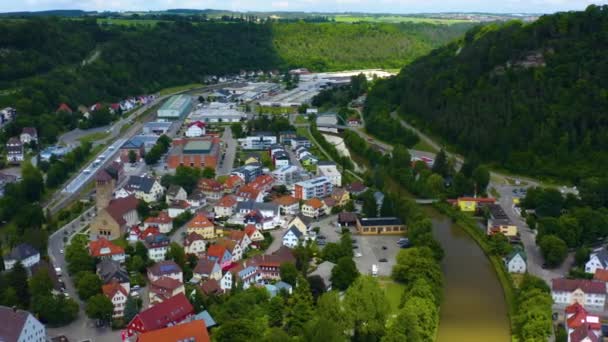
[216, 126, 237, 176]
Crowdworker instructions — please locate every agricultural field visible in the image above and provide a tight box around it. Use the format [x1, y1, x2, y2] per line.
[332, 15, 473, 25]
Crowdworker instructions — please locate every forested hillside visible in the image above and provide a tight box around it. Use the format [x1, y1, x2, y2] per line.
[272, 22, 472, 70]
[0, 18, 469, 118]
[365, 5, 608, 181]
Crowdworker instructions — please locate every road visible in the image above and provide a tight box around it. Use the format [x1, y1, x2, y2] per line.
[216, 126, 237, 176]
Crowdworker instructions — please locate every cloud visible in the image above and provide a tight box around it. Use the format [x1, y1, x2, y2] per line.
[2, 0, 608, 13]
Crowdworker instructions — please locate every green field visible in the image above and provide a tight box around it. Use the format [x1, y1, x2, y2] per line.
[333, 15, 472, 25]
[159, 83, 203, 96]
[78, 131, 109, 144]
[97, 18, 169, 26]
[378, 277, 406, 315]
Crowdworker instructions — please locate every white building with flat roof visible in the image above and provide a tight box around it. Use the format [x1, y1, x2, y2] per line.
[293, 176, 333, 200]
[157, 95, 192, 120]
[317, 161, 342, 187]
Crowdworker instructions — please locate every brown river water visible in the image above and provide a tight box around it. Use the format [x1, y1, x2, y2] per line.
[427, 208, 511, 342]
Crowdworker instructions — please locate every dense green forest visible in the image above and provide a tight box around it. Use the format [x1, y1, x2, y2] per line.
[365, 5, 608, 182]
[0, 17, 470, 145]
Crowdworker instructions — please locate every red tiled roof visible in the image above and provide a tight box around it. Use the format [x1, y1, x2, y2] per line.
[198, 178, 223, 192]
[273, 195, 299, 206]
[250, 247, 295, 268]
[244, 224, 258, 237]
[193, 257, 218, 276]
[227, 230, 245, 242]
[150, 276, 182, 291]
[188, 121, 206, 128]
[145, 211, 172, 224]
[323, 197, 337, 207]
[102, 280, 127, 299]
[139, 226, 160, 240]
[89, 238, 124, 257]
[249, 174, 274, 188]
[593, 269, 608, 282]
[216, 195, 237, 208]
[139, 320, 209, 342]
[95, 169, 113, 182]
[56, 103, 73, 113]
[131, 293, 193, 332]
[458, 197, 497, 203]
[224, 175, 243, 189]
[187, 213, 214, 229]
[570, 324, 600, 342]
[236, 186, 261, 201]
[215, 238, 237, 252]
[170, 200, 191, 209]
[148, 261, 182, 277]
[552, 278, 605, 294]
[106, 195, 138, 226]
[200, 279, 221, 295]
[305, 198, 324, 209]
[206, 245, 226, 259]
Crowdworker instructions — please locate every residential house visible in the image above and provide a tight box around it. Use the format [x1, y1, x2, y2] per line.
[331, 188, 351, 207]
[338, 212, 358, 227]
[214, 195, 238, 218]
[102, 281, 128, 318]
[231, 164, 263, 183]
[3, 243, 40, 270]
[279, 131, 297, 145]
[265, 281, 294, 298]
[168, 200, 191, 218]
[237, 201, 282, 230]
[235, 174, 275, 202]
[192, 257, 222, 283]
[89, 238, 126, 264]
[290, 136, 311, 150]
[346, 182, 367, 196]
[486, 204, 518, 238]
[309, 261, 336, 291]
[97, 259, 130, 292]
[220, 271, 233, 292]
[147, 260, 183, 283]
[165, 185, 187, 204]
[6, 137, 24, 164]
[0, 306, 46, 342]
[271, 165, 303, 186]
[149, 277, 185, 306]
[90, 195, 139, 240]
[505, 249, 527, 274]
[184, 232, 207, 256]
[356, 217, 407, 235]
[223, 175, 244, 194]
[206, 245, 232, 269]
[216, 238, 243, 262]
[198, 178, 224, 201]
[244, 225, 265, 247]
[227, 229, 252, 251]
[323, 197, 337, 213]
[143, 234, 170, 262]
[200, 279, 222, 296]
[138, 320, 210, 342]
[283, 226, 304, 248]
[20, 127, 38, 144]
[287, 215, 311, 236]
[300, 154, 319, 166]
[124, 175, 164, 203]
[552, 278, 606, 307]
[239, 132, 277, 150]
[224, 262, 260, 291]
[564, 303, 601, 342]
[56, 103, 72, 113]
[317, 161, 342, 187]
[126, 293, 193, 337]
[135, 226, 161, 242]
[302, 198, 325, 218]
[185, 121, 206, 137]
[250, 246, 295, 281]
[454, 197, 497, 212]
[144, 211, 173, 234]
[186, 213, 218, 239]
[193, 310, 217, 329]
[294, 177, 333, 200]
[273, 150, 290, 168]
[187, 189, 207, 208]
[273, 195, 300, 215]
[585, 247, 608, 274]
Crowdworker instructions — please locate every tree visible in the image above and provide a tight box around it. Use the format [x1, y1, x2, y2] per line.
[402, 296, 438, 341]
[76, 272, 102, 300]
[392, 247, 443, 301]
[134, 241, 148, 261]
[263, 328, 291, 342]
[29, 267, 53, 297]
[317, 291, 351, 333]
[7, 262, 30, 308]
[331, 256, 360, 291]
[575, 247, 591, 268]
[279, 262, 298, 286]
[65, 238, 95, 275]
[285, 276, 314, 335]
[230, 123, 244, 139]
[124, 295, 141, 323]
[128, 150, 137, 164]
[202, 167, 216, 179]
[307, 275, 327, 301]
[215, 319, 266, 342]
[431, 149, 448, 176]
[293, 245, 311, 274]
[472, 166, 490, 193]
[136, 200, 150, 219]
[344, 276, 390, 341]
[86, 294, 114, 323]
[268, 295, 285, 327]
[488, 234, 513, 256]
[165, 242, 186, 268]
[539, 235, 568, 267]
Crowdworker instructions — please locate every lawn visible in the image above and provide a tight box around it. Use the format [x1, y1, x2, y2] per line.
[258, 106, 295, 115]
[78, 131, 109, 145]
[378, 277, 406, 316]
[295, 115, 309, 124]
[159, 83, 204, 96]
[413, 138, 439, 153]
[333, 15, 472, 25]
[97, 18, 170, 26]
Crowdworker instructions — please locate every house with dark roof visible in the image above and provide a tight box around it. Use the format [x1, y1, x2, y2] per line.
[192, 257, 222, 283]
[166, 185, 187, 204]
[309, 261, 336, 291]
[126, 293, 194, 337]
[250, 246, 295, 281]
[0, 306, 45, 342]
[4, 243, 40, 270]
[187, 189, 207, 208]
[356, 217, 406, 235]
[90, 195, 139, 240]
[148, 260, 183, 283]
[19, 127, 37, 144]
[123, 175, 164, 203]
[586, 247, 608, 274]
[338, 212, 358, 227]
[552, 278, 606, 308]
[144, 211, 173, 234]
[6, 137, 23, 164]
[282, 226, 303, 248]
[200, 279, 222, 296]
[149, 276, 185, 306]
[504, 249, 526, 274]
[144, 234, 170, 262]
[184, 232, 207, 256]
[97, 259, 130, 292]
[119, 137, 145, 163]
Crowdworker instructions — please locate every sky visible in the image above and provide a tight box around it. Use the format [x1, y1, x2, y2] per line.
[2, 0, 608, 14]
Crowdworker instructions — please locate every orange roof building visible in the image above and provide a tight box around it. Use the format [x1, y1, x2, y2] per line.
[167, 138, 220, 170]
[138, 320, 209, 342]
[89, 238, 125, 262]
[304, 198, 324, 209]
[186, 213, 217, 239]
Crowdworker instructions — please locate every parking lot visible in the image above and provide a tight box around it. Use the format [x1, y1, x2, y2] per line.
[313, 215, 403, 277]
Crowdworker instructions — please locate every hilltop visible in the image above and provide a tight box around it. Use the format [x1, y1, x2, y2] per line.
[365, 5, 608, 181]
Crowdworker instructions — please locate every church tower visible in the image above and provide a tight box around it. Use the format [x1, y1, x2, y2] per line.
[95, 170, 115, 211]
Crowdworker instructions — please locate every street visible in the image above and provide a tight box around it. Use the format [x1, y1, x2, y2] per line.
[216, 126, 237, 176]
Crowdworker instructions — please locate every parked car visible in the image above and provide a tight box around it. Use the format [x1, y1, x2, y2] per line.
[379, 258, 387, 262]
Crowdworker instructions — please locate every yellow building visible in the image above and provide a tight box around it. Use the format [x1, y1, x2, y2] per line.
[456, 197, 496, 212]
[331, 188, 351, 208]
[356, 217, 406, 235]
[186, 213, 218, 240]
[486, 204, 518, 237]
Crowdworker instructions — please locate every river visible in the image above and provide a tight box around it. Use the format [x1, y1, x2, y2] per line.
[427, 208, 511, 342]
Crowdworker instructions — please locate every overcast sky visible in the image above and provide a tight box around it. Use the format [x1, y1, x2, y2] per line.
[3, 0, 607, 14]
